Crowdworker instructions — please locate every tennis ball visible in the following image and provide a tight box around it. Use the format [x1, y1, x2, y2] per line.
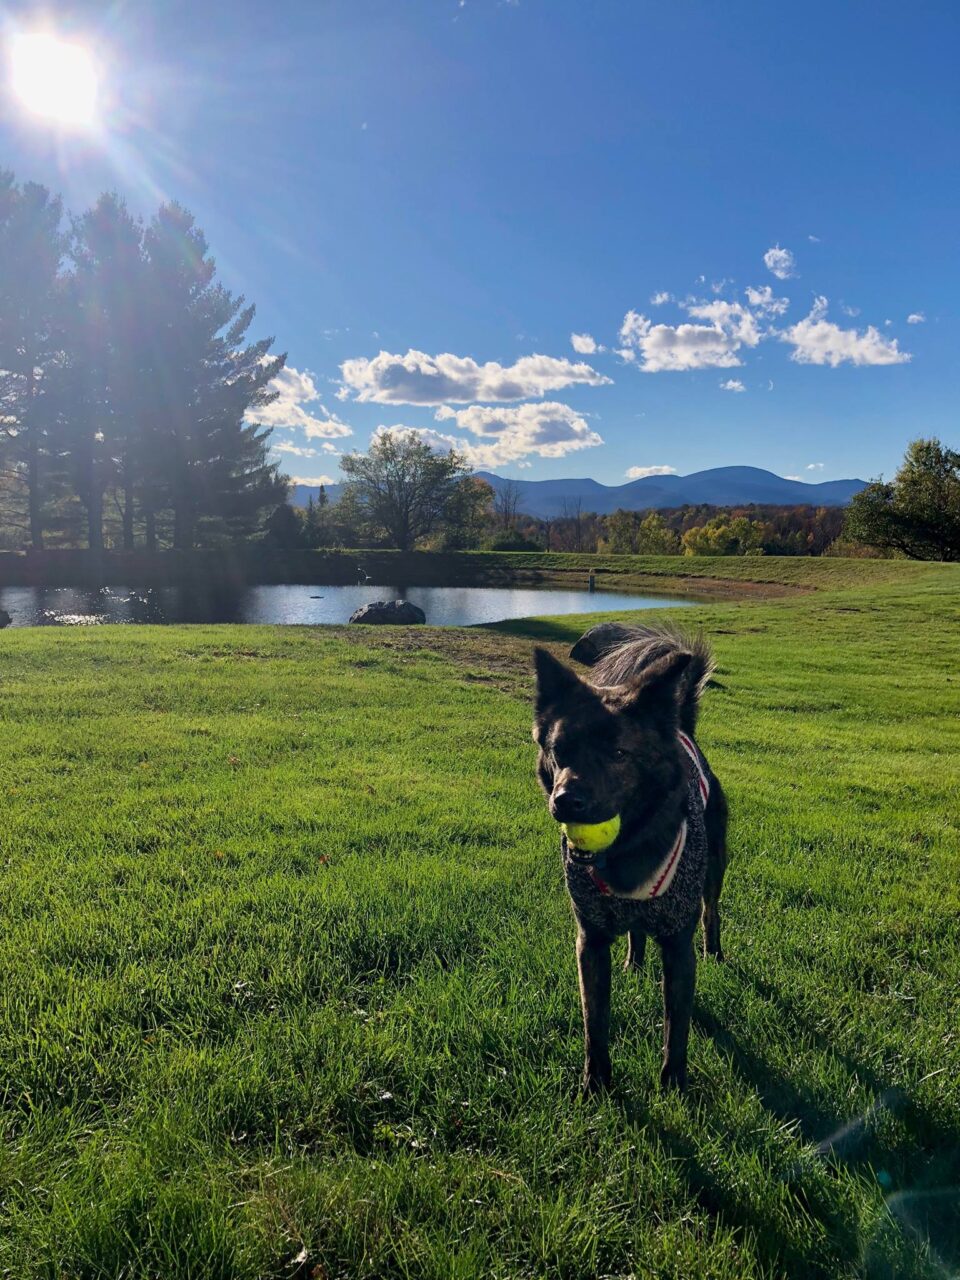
[561, 814, 621, 854]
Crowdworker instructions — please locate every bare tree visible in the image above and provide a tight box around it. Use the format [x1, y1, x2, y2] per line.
[561, 496, 584, 551]
[494, 479, 522, 530]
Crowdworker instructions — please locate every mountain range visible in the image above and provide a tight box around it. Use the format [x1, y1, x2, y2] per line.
[291, 466, 866, 519]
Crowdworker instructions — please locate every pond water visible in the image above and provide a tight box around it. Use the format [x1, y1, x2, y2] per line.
[0, 583, 693, 628]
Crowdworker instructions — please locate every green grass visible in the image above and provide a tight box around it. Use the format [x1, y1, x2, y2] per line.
[0, 558, 958, 1278]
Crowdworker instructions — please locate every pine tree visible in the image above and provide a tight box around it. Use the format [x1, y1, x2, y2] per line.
[141, 203, 287, 549]
[62, 194, 147, 551]
[0, 172, 67, 549]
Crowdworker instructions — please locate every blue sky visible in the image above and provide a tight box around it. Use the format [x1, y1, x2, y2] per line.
[2, 0, 956, 488]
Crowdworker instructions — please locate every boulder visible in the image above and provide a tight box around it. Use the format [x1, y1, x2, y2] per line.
[0, 608, 11, 629]
[349, 599, 425, 625]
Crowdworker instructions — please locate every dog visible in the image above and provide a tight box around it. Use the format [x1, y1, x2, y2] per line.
[532, 623, 728, 1093]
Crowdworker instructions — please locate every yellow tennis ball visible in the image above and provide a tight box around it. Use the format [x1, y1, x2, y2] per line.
[561, 814, 621, 854]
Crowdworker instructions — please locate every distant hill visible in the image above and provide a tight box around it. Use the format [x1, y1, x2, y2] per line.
[292, 466, 866, 519]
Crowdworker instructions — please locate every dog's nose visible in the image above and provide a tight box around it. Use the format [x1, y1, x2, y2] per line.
[551, 788, 588, 822]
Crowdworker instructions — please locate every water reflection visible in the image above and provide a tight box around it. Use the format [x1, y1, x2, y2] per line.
[0, 583, 691, 628]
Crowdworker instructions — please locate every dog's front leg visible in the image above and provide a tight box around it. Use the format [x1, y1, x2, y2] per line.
[576, 926, 612, 1093]
[658, 928, 696, 1091]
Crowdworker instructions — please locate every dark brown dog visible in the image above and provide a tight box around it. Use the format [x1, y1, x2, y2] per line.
[532, 624, 728, 1092]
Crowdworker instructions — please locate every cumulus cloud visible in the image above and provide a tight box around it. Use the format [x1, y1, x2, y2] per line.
[650, 291, 672, 306]
[785, 474, 803, 481]
[339, 348, 610, 404]
[625, 465, 678, 479]
[780, 297, 911, 367]
[273, 443, 323, 458]
[764, 244, 797, 280]
[570, 332, 605, 354]
[907, 312, 926, 324]
[720, 379, 746, 392]
[806, 462, 825, 470]
[685, 300, 761, 346]
[745, 285, 789, 316]
[289, 474, 336, 486]
[618, 300, 760, 372]
[430, 400, 603, 466]
[252, 365, 354, 438]
[840, 303, 861, 317]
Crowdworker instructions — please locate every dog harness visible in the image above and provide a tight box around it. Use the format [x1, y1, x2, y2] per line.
[583, 730, 710, 901]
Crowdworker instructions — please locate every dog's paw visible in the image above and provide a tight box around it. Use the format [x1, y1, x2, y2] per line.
[582, 1061, 612, 1095]
[659, 1062, 688, 1093]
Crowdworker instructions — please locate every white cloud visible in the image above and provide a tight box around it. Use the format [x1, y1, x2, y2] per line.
[650, 291, 672, 306]
[785, 474, 802, 481]
[719, 379, 746, 392]
[780, 297, 911, 367]
[274, 443, 322, 458]
[339, 348, 610, 404]
[429, 400, 603, 467]
[685, 300, 762, 346]
[808, 234, 821, 243]
[570, 332, 605, 354]
[907, 312, 926, 324]
[840, 303, 861, 317]
[745, 284, 789, 316]
[618, 299, 760, 372]
[764, 244, 797, 280]
[806, 462, 825, 470]
[253, 365, 353, 438]
[625, 465, 678, 479]
[289, 474, 336, 486]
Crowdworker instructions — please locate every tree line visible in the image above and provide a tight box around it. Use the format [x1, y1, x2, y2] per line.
[1, 172, 286, 551]
[271, 434, 958, 561]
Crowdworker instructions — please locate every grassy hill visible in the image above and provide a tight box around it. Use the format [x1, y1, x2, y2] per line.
[0, 558, 958, 1277]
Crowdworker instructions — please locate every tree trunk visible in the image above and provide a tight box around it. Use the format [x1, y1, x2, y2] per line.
[87, 490, 104, 552]
[145, 508, 157, 552]
[27, 430, 44, 551]
[173, 504, 192, 550]
[25, 366, 44, 550]
[121, 452, 135, 550]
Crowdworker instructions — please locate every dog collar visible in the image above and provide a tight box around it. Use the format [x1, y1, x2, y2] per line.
[584, 731, 709, 901]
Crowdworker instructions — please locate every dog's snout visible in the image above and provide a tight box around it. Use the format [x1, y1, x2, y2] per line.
[551, 787, 589, 822]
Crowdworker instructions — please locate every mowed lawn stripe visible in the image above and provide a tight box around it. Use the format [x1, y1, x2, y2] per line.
[0, 561, 958, 1277]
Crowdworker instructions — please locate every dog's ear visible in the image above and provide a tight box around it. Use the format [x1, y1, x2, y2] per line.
[620, 650, 693, 719]
[533, 646, 584, 714]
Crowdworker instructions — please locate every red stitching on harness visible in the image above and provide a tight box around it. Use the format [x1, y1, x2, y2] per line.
[648, 823, 685, 899]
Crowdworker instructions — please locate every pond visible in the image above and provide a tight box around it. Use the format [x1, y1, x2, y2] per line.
[0, 583, 693, 628]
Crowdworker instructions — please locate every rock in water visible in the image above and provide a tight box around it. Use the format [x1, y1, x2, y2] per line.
[0, 609, 11, 629]
[349, 600, 426, 625]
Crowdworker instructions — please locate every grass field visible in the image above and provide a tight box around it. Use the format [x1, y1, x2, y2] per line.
[1, 558, 959, 1278]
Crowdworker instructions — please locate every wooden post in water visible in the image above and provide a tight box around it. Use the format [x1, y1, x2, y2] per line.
[588, 570, 596, 592]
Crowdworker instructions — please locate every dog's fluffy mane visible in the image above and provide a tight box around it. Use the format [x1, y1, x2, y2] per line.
[569, 623, 715, 736]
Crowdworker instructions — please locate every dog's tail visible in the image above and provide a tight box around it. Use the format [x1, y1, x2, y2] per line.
[570, 623, 715, 736]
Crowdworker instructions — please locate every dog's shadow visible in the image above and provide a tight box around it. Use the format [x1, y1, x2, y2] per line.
[612, 958, 960, 1279]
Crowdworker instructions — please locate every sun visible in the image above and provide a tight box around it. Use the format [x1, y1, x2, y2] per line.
[9, 32, 98, 128]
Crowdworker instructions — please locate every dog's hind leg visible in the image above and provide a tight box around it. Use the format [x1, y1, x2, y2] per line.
[624, 928, 646, 972]
[701, 782, 728, 961]
[701, 852, 725, 961]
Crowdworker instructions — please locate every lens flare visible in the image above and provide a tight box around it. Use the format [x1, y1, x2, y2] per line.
[10, 32, 98, 128]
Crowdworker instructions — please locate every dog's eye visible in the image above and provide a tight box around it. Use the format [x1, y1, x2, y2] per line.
[613, 748, 628, 762]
